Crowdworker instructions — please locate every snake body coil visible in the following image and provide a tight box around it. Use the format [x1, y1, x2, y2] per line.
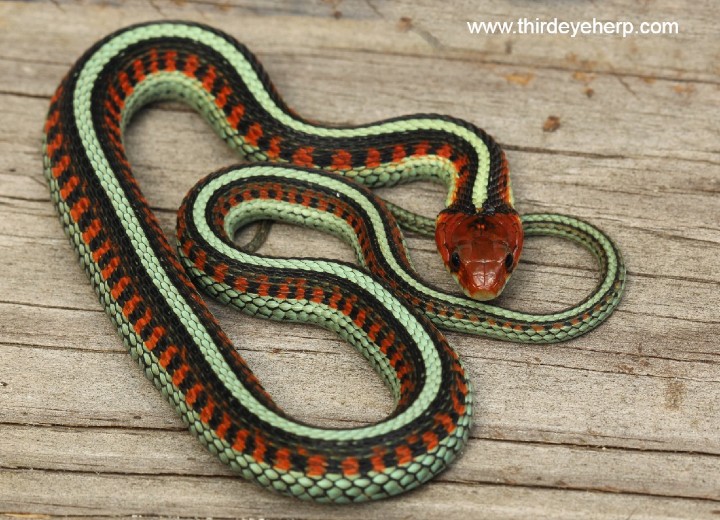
[43, 21, 625, 502]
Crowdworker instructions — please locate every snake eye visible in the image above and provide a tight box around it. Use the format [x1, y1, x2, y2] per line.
[450, 251, 461, 271]
[505, 253, 515, 272]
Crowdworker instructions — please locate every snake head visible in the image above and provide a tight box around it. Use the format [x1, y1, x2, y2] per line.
[435, 209, 524, 300]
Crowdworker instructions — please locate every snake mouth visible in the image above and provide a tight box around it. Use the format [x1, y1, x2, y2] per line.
[466, 289, 500, 301]
[450, 266, 510, 301]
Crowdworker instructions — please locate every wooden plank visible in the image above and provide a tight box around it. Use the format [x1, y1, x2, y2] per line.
[1, 0, 715, 82]
[3, 422, 720, 501]
[5, 425, 720, 499]
[1, 9, 717, 163]
[3, 468, 718, 520]
[0, 0, 718, 517]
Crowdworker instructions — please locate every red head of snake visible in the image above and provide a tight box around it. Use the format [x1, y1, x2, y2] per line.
[435, 209, 524, 300]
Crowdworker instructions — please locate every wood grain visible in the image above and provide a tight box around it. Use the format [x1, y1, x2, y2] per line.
[0, 1, 718, 518]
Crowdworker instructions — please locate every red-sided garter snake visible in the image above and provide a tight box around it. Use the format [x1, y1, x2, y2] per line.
[43, 21, 625, 502]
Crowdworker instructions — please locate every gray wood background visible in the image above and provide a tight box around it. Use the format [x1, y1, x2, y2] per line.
[0, 1, 718, 518]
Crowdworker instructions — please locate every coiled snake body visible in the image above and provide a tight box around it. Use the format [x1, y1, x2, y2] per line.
[43, 21, 625, 502]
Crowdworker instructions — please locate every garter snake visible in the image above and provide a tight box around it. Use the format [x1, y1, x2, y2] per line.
[42, 21, 625, 503]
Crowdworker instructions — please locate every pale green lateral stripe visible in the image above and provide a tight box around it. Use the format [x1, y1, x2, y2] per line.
[190, 166, 443, 440]
[121, 70, 468, 204]
[223, 200, 369, 266]
[82, 23, 494, 206]
[181, 246, 404, 401]
[212, 167, 619, 325]
[74, 50, 445, 441]
[47, 143, 465, 503]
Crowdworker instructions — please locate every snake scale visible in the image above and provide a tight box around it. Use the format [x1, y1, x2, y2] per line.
[43, 21, 625, 502]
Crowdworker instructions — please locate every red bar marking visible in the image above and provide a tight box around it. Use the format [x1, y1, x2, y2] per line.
[331, 149, 352, 170]
[185, 383, 203, 407]
[100, 256, 120, 280]
[195, 249, 207, 271]
[435, 143, 453, 158]
[232, 429, 249, 452]
[342, 295, 356, 316]
[117, 71, 133, 97]
[50, 85, 63, 105]
[277, 283, 290, 299]
[389, 352, 403, 369]
[274, 448, 292, 471]
[414, 141, 430, 155]
[44, 110, 60, 134]
[107, 84, 124, 111]
[306, 455, 327, 477]
[365, 148, 381, 168]
[59, 175, 79, 200]
[82, 218, 102, 244]
[380, 331, 396, 354]
[202, 65, 217, 91]
[294, 279, 306, 300]
[171, 363, 189, 387]
[92, 238, 112, 264]
[69, 197, 90, 222]
[51, 155, 71, 179]
[215, 85, 232, 108]
[200, 399, 215, 423]
[149, 48, 159, 73]
[451, 391, 466, 416]
[453, 155, 468, 171]
[132, 59, 146, 83]
[214, 412, 232, 440]
[133, 307, 153, 335]
[184, 54, 199, 77]
[395, 445, 412, 465]
[435, 412, 456, 434]
[46, 132, 63, 157]
[396, 364, 411, 380]
[257, 275, 270, 297]
[267, 136, 282, 159]
[122, 294, 142, 318]
[292, 146, 314, 167]
[164, 51, 177, 71]
[341, 456, 359, 476]
[234, 276, 248, 292]
[159, 345, 179, 369]
[370, 449, 386, 472]
[367, 322, 381, 342]
[422, 431, 438, 450]
[227, 104, 245, 128]
[110, 276, 131, 300]
[253, 435, 267, 463]
[244, 122, 263, 146]
[104, 114, 120, 135]
[145, 327, 166, 351]
[353, 309, 367, 328]
[328, 290, 342, 309]
[311, 287, 324, 303]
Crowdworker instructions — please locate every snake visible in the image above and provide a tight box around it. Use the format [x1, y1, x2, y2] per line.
[42, 21, 625, 503]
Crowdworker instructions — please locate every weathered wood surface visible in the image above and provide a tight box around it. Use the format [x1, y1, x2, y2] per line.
[0, 0, 718, 518]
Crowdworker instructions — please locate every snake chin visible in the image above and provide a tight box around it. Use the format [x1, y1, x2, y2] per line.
[435, 208, 524, 301]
